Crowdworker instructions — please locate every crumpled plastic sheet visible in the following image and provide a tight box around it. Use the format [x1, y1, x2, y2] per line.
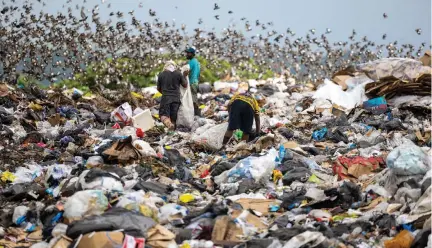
[356, 58, 430, 81]
[386, 141, 431, 176]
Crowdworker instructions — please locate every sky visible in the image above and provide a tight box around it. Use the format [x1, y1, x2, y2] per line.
[12, 0, 432, 47]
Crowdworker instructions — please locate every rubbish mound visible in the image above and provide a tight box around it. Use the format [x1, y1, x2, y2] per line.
[0, 57, 431, 248]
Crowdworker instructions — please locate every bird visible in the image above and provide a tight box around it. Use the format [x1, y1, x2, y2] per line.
[149, 9, 156, 17]
[214, 15, 219, 20]
[383, 13, 388, 18]
[214, 3, 220, 10]
[415, 28, 422, 35]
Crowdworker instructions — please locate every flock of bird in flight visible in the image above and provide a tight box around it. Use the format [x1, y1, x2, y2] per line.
[0, 0, 428, 85]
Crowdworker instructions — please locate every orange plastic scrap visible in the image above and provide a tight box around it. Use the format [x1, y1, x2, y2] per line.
[384, 230, 414, 248]
[332, 156, 385, 180]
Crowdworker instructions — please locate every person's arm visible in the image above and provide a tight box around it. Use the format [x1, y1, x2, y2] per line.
[180, 71, 188, 88]
[254, 113, 260, 135]
[157, 74, 162, 93]
[252, 97, 260, 134]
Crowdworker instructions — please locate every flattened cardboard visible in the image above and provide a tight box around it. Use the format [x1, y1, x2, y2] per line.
[77, 231, 124, 248]
[235, 198, 277, 215]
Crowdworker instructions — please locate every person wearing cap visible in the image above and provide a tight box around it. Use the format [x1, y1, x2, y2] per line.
[185, 47, 201, 116]
[157, 61, 188, 130]
[223, 89, 262, 144]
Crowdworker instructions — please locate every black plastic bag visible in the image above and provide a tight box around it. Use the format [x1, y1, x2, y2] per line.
[211, 161, 235, 177]
[282, 167, 311, 186]
[66, 208, 156, 239]
[133, 180, 173, 195]
[278, 127, 294, 139]
[164, 149, 185, 167]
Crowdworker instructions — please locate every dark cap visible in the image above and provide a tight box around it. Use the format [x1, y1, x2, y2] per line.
[185, 47, 196, 54]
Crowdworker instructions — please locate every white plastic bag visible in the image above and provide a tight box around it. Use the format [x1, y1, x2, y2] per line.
[159, 203, 188, 222]
[63, 190, 108, 218]
[313, 79, 368, 109]
[13, 206, 29, 224]
[133, 140, 157, 157]
[191, 122, 228, 151]
[282, 231, 327, 248]
[216, 148, 278, 184]
[177, 83, 195, 128]
[77, 170, 124, 192]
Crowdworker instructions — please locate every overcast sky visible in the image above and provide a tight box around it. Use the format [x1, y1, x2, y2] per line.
[18, 0, 432, 47]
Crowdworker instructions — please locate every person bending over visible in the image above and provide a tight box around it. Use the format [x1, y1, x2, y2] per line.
[223, 90, 261, 144]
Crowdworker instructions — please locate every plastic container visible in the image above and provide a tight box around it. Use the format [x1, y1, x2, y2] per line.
[132, 109, 155, 132]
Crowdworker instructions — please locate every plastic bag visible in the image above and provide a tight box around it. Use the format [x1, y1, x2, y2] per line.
[45, 164, 72, 183]
[63, 190, 108, 218]
[133, 140, 157, 157]
[386, 141, 430, 176]
[282, 231, 327, 248]
[86, 156, 104, 168]
[159, 203, 188, 222]
[313, 79, 368, 109]
[191, 122, 228, 151]
[77, 170, 124, 192]
[13, 206, 29, 225]
[221, 148, 278, 184]
[177, 84, 195, 129]
[66, 208, 156, 239]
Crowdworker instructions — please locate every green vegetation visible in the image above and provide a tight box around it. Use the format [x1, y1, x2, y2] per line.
[22, 56, 275, 92]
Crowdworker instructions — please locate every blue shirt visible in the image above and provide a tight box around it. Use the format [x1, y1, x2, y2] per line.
[188, 58, 200, 84]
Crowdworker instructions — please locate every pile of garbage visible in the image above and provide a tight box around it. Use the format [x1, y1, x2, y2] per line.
[0, 57, 430, 248]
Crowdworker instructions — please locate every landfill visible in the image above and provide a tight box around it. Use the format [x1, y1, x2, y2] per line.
[0, 55, 430, 248]
[0, 1, 431, 248]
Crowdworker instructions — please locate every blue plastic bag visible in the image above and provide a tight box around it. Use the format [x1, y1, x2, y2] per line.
[312, 128, 328, 141]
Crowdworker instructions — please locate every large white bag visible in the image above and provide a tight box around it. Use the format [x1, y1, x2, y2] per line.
[177, 83, 195, 128]
[177, 65, 195, 129]
[192, 122, 228, 151]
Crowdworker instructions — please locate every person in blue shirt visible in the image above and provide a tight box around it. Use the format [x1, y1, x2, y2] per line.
[185, 47, 201, 116]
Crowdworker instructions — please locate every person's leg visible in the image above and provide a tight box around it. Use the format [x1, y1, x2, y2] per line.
[190, 84, 201, 116]
[170, 102, 181, 130]
[159, 98, 172, 128]
[241, 134, 250, 141]
[223, 130, 234, 145]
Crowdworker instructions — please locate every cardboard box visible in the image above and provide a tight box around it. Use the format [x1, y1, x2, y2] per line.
[211, 215, 244, 242]
[420, 50, 431, 66]
[77, 231, 124, 248]
[146, 224, 176, 248]
[52, 235, 73, 248]
[332, 75, 352, 91]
